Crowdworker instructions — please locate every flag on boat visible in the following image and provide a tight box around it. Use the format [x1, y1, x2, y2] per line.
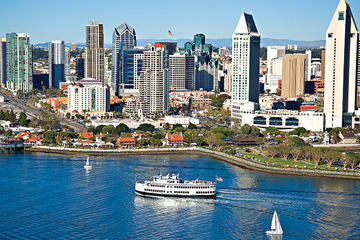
[216, 176, 223, 182]
[168, 30, 174, 37]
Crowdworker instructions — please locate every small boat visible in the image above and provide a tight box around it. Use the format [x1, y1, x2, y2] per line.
[266, 211, 283, 236]
[84, 156, 92, 170]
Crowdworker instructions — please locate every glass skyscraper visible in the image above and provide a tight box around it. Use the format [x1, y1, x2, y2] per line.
[111, 23, 136, 94]
[49, 40, 65, 88]
[6, 33, 33, 93]
[122, 49, 144, 89]
[0, 38, 6, 87]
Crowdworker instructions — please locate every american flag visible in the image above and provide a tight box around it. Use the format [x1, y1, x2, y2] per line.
[216, 176, 223, 182]
[168, 30, 174, 37]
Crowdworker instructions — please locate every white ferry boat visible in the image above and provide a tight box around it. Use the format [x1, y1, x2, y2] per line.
[135, 173, 216, 198]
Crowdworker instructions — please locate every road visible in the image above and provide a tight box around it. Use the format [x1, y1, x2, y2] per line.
[0, 89, 86, 132]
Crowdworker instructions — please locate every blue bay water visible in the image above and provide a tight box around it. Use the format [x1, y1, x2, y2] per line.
[0, 152, 359, 240]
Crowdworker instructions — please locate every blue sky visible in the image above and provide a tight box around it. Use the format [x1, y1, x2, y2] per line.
[0, 0, 359, 44]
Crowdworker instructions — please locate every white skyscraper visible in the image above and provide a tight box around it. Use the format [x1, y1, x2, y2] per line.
[231, 12, 260, 119]
[266, 46, 285, 75]
[138, 43, 169, 118]
[324, 0, 359, 128]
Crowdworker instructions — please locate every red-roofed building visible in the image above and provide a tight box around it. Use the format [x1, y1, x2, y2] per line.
[153, 42, 165, 48]
[165, 133, 184, 146]
[116, 137, 136, 148]
[25, 136, 45, 146]
[80, 132, 94, 139]
[13, 132, 31, 140]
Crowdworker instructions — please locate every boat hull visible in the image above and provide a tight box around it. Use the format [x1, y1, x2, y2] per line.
[266, 231, 283, 236]
[135, 190, 216, 199]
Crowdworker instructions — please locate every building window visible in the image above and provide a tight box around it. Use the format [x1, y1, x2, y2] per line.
[254, 116, 266, 125]
[338, 11, 344, 21]
[269, 117, 282, 126]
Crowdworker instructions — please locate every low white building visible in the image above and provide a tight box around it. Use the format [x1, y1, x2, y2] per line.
[0, 95, 4, 103]
[67, 78, 110, 114]
[233, 109, 324, 132]
[164, 115, 200, 126]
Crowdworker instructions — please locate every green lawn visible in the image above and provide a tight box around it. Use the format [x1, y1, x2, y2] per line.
[233, 148, 347, 172]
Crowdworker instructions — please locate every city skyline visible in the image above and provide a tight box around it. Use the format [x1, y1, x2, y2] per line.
[1, 0, 360, 44]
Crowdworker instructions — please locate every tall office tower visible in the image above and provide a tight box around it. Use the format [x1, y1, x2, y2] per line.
[76, 58, 85, 79]
[122, 49, 144, 90]
[64, 48, 71, 77]
[266, 46, 285, 75]
[321, 49, 326, 80]
[0, 38, 6, 86]
[169, 53, 195, 90]
[324, 0, 360, 128]
[48, 40, 65, 88]
[111, 23, 136, 94]
[281, 54, 306, 98]
[231, 12, 260, 107]
[85, 21, 105, 83]
[6, 33, 33, 93]
[70, 43, 77, 52]
[305, 50, 312, 80]
[138, 43, 169, 117]
[194, 34, 205, 52]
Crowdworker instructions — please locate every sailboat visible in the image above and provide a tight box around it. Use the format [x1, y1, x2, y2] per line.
[266, 211, 283, 236]
[84, 156, 92, 170]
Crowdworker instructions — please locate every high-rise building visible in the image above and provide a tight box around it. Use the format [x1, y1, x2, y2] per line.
[85, 21, 104, 83]
[281, 54, 306, 98]
[231, 12, 260, 106]
[67, 78, 110, 113]
[138, 43, 169, 117]
[122, 49, 144, 91]
[64, 48, 71, 78]
[194, 34, 205, 52]
[70, 43, 77, 52]
[185, 34, 217, 91]
[6, 33, 33, 93]
[76, 58, 85, 79]
[0, 38, 6, 87]
[111, 23, 136, 94]
[266, 46, 285, 75]
[321, 48, 326, 80]
[48, 40, 65, 88]
[305, 50, 312, 80]
[168, 53, 195, 90]
[324, 0, 359, 128]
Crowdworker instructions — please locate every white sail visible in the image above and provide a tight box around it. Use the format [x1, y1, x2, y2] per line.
[86, 157, 90, 166]
[267, 211, 283, 235]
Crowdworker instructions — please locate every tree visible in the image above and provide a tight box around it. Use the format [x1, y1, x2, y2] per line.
[137, 123, 155, 132]
[163, 123, 171, 130]
[115, 123, 129, 134]
[211, 94, 231, 108]
[289, 127, 308, 136]
[291, 147, 303, 161]
[239, 124, 261, 136]
[265, 146, 279, 159]
[324, 150, 341, 168]
[285, 136, 308, 147]
[311, 148, 323, 167]
[4, 130, 12, 137]
[277, 145, 291, 160]
[102, 125, 115, 134]
[43, 130, 57, 145]
[205, 133, 225, 148]
[188, 123, 197, 130]
[345, 153, 360, 169]
[174, 125, 186, 133]
[137, 138, 150, 146]
[265, 127, 280, 136]
[18, 112, 28, 126]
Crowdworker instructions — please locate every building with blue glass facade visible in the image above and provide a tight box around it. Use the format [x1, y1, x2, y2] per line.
[49, 40, 65, 88]
[122, 49, 144, 90]
[0, 38, 6, 87]
[111, 23, 136, 94]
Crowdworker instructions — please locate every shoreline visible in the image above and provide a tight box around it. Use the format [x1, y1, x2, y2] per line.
[25, 146, 360, 180]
